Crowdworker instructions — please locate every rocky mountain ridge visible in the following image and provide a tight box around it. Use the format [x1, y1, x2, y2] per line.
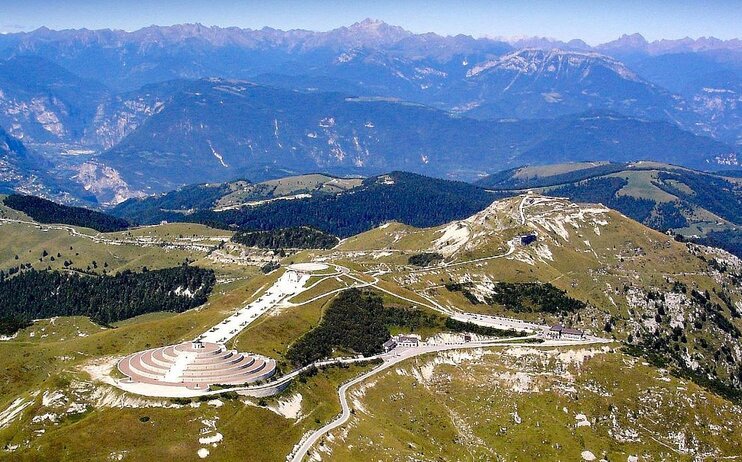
[0, 21, 738, 203]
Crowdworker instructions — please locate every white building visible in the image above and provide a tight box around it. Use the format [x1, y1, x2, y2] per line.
[383, 334, 421, 351]
[547, 324, 585, 340]
[396, 334, 420, 348]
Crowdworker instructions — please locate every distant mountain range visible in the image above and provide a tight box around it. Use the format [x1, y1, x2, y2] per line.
[0, 20, 739, 203]
[95, 78, 733, 195]
[0, 22, 738, 91]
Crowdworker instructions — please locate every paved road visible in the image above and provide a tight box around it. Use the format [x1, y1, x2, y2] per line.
[0, 217, 227, 251]
[346, 242, 521, 318]
[288, 335, 610, 462]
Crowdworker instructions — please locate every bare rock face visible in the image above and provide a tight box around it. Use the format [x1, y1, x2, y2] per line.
[88, 98, 166, 150]
[73, 162, 144, 205]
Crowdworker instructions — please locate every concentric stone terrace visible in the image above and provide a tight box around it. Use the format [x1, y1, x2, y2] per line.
[117, 341, 276, 390]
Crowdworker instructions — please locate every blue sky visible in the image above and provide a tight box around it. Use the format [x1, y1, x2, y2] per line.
[1, 0, 739, 44]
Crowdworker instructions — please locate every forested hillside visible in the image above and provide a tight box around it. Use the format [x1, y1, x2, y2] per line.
[286, 289, 440, 366]
[486, 282, 587, 314]
[186, 172, 500, 237]
[111, 181, 248, 224]
[112, 172, 498, 236]
[653, 171, 742, 225]
[4, 195, 129, 232]
[476, 162, 627, 189]
[446, 281, 587, 314]
[0, 265, 215, 335]
[547, 177, 658, 224]
[111, 174, 363, 224]
[231, 227, 339, 249]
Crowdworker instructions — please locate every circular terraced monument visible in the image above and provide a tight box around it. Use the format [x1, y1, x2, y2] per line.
[118, 340, 276, 391]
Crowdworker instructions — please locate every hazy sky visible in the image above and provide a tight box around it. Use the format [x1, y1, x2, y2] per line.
[2, 0, 739, 44]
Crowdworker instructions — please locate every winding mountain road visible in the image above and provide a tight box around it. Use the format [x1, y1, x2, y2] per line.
[288, 335, 610, 462]
[0, 217, 228, 251]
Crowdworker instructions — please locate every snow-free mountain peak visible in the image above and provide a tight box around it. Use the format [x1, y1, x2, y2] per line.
[466, 48, 642, 82]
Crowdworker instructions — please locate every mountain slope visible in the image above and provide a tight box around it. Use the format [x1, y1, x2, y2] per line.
[0, 24, 738, 150]
[319, 348, 742, 461]
[92, 79, 734, 198]
[0, 126, 55, 196]
[461, 49, 685, 122]
[1, 187, 742, 460]
[85, 80, 190, 150]
[0, 56, 109, 144]
[513, 112, 735, 167]
[476, 162, 742, 255]
[615, 52, 742, 147]
[3, 194, 129, 232]
[688, 72, 742, 148]
[112, 171, 501, 237]
[337, 194, 742, 397]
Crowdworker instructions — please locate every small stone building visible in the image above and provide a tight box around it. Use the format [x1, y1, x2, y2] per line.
[382, 338, 398, 352]
[547, 324, 585, 340]
[384, 334, 421, 351]
[397, 335, 420, 348]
